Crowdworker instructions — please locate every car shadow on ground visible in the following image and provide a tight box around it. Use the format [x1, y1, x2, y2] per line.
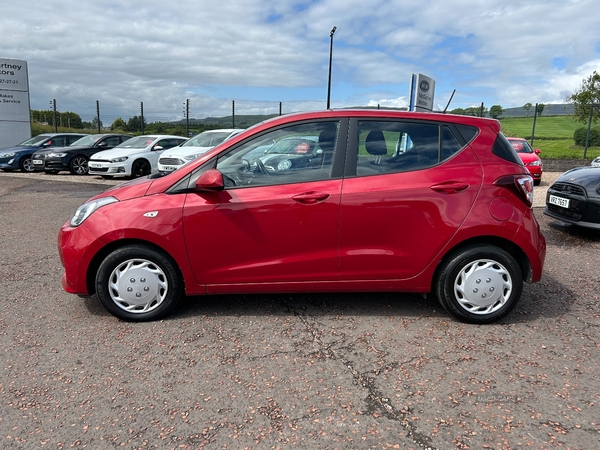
[78, 275, 578, 325]
[545, 219, 600, 241]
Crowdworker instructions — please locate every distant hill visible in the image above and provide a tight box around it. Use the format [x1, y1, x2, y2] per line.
[175, 114, 280, 129]
[499, 103, 574, 118]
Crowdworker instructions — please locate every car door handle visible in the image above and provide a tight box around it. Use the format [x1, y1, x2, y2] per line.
[430, 182, 469, 194]
[291, 191, 331, 204]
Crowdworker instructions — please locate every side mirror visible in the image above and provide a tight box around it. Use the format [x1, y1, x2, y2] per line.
[534, 148, 541, 155]
[97, 141, 108, 148]
[41, 141, 52, 148]
[195, 169, 225, 191]
[153, 145, 164, 151]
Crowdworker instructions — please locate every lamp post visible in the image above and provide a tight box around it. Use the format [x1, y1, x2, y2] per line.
[327, 26, 337, 110]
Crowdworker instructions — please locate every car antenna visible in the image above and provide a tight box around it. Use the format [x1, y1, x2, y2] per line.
[443, 89, 456, 113]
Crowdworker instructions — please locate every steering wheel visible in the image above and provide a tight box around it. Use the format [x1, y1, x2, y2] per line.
[255, 158, 270, 176]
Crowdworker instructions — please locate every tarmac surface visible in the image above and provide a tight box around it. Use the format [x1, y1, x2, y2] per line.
[0, 170, 598, 449]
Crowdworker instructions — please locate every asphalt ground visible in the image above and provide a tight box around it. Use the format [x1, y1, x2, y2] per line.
[0, 171, 598, 449]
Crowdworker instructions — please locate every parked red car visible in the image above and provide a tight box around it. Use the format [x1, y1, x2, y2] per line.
[58, 110, 546, 324]
[506, 137, 543, 185]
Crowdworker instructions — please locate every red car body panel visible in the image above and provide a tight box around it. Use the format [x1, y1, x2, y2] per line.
[58, 110, 546, 303]
[183, 179, 342, 287]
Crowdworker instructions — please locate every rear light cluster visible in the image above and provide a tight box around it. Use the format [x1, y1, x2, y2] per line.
[494, 175, 534, 207]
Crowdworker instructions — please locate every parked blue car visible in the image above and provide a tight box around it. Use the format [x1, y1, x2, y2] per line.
[0, 133, 88, 172]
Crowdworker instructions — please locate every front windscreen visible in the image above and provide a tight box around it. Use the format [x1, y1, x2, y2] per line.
[18, 135, 53, 146]
[183, 132, 230, 147]
[115, 136, 156, 149]
[69, 135, 102, 147]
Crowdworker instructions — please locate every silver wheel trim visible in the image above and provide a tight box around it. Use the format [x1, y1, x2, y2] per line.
[108, 258, 168, 314]
[454, 258, 512, 315]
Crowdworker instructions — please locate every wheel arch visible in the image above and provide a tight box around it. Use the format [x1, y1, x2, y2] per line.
[131, 157, 152, 176]
[432, 236, 532, 289]
[69, 153, 88, 163]
[85, 238, 186, 296]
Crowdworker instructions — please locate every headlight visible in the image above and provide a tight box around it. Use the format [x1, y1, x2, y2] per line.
[47, 152, 67, 158]
[183, 153, 202, 162]
[110, 156, 128, 163]
[0, 152, 16, 158]
[529, 161, 541, 167]
[70, 196, 118, 227]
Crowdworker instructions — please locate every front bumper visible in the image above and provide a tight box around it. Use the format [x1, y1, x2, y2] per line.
[88, 163, 129, 177]
[544, 184, 600, 229]
[0, 162, 17, 170]
[58, 221, 104, 295]
[41, 157, 70, 171]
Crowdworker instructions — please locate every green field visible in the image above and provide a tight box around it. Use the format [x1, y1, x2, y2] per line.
[500, 116, 600, 160]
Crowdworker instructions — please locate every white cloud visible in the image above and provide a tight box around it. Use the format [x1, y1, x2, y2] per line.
[1, 0, 599, 121]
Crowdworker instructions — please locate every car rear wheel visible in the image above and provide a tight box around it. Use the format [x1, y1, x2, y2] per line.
[95, 245, 183, 321]
[19, 156, 35, 172]
[131, 159, 151, 178]
[69, 156, 89, 175]
[434, 244, 523, 324]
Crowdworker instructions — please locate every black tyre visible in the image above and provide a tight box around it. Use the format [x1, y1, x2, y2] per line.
[131, 159, 151, 178]
[19, 156, 35, 172]
[434, 244, 523, 324]
[95, 245, 183, 321]
[534, 179, 541, 186]
[69, 155, 89, 175]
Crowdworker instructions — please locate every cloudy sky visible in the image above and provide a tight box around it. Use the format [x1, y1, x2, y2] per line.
[2, 0, 600, 123]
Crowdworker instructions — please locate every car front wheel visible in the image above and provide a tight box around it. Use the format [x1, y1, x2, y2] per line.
[131, 159, 151, 178]
[95, 245, 183, 321]
[434, 244, 523, 324]
[20, 156, 35, 172]
[69, 156, 89, 175]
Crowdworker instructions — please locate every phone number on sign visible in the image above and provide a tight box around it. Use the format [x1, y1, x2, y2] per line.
[0, 79, 19, 84]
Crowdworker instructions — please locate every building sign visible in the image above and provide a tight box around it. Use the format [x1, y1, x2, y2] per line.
[408, 73, 436, 112]
[0, 58, 31, 148]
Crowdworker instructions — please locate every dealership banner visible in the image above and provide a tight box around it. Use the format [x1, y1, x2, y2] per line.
[0, 58, 31, 148]
[408, 73, 436, 112]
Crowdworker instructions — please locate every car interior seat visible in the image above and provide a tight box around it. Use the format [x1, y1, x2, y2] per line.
[318, 128, 336, 165]
[365, 130, 387, 164]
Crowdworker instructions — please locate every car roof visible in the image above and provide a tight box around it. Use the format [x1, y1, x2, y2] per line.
[244, 109, 501, 135]
[136, 134, 187, 139]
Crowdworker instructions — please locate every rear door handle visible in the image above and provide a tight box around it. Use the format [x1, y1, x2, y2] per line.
[291, 191, 331, 204]
[431, 182, 469, 194]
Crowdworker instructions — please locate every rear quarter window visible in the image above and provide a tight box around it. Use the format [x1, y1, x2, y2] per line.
[493, 133, 524, 165]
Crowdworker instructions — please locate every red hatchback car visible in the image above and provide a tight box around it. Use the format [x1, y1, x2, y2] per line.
[58, 110, 546, 324]
[506, 137, 543, 185]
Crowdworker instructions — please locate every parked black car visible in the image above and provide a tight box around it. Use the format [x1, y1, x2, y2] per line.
[0, 133, 88, 172]
[255, 136, 322, 172]
[32, 134, 132, 175]
[544, 166, 600, 229]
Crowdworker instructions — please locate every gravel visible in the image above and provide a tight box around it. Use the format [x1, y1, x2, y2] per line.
[0, 171, 598, 449]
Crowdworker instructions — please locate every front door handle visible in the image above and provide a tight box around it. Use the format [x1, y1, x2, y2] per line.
[291, 191, 331, 204]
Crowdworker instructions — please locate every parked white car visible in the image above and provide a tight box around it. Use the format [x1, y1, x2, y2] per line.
[158, 129, 243, 173]
[89, 135, 188, 178]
